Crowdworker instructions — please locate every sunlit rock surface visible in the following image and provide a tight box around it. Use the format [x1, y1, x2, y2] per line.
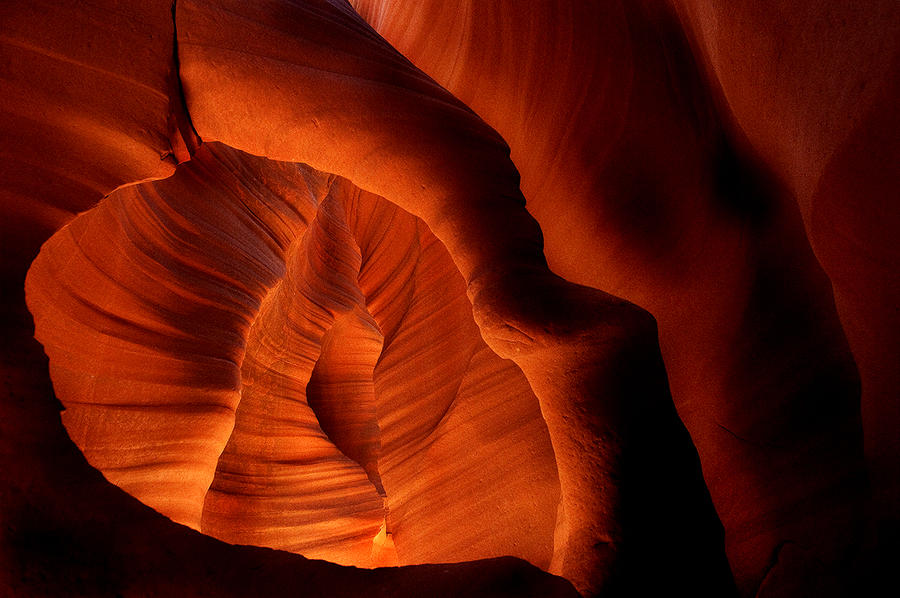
[352, 1, 898, 594]
[27, 143, 560, 570]
[2, 0, 898, 597]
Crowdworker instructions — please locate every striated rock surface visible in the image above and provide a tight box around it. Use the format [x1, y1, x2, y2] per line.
[343, 190, 559, 568]
[350, 0, 895, 594]
[11, 137, 577, 596]
[2, 0, 897, 597]
[28, 142, 562, 570]
[176, 1, 737, 595]
[200, 186, 386, 565]
[0, 0, 193, 287]
[26, 143, 317, 529]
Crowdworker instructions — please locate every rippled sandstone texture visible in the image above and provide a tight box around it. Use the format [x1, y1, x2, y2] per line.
[2, 0, 898, 597]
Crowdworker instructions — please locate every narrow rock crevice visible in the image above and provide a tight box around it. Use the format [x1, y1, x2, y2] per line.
[168, 0, 202, 162]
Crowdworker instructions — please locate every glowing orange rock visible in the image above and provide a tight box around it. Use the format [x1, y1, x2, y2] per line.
[176, 1, 737, 594]
[344, 191, 559, 568]
[2, 0, 897, 597]
[350, 1, 890, 594]
[28, 145, 561, 570]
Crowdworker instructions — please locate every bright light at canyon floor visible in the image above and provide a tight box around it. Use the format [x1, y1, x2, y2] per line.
[2, 1, 898, 597]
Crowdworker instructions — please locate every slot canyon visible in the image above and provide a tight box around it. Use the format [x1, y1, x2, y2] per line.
[1, 1, 897, 596]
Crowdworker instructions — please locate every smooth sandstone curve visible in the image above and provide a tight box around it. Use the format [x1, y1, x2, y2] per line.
[178, 0, 737, 594]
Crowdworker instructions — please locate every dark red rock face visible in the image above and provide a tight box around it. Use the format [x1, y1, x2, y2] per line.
[2, 1, 897, 597]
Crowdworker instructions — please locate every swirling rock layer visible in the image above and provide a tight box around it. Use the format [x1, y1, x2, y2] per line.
[351, 0, 893, 593]
[344, 190, 559, 567]
[27, 142, 560, 570]
[2, 0, 897, 596]
[26, 144, 316, 529]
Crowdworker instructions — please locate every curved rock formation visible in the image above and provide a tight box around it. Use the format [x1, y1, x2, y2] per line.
[176, 1, 737, 594]
[2, 0, 898, 597]
[348, 2, 885, 594]
[1, 1, 576, 593]
[26, 144, 316, 530]
[672, 0, 900, 572]
[27, 142, 561, 570]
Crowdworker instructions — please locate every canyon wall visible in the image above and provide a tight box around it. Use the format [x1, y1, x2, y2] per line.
[2, 0, 897, 596]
